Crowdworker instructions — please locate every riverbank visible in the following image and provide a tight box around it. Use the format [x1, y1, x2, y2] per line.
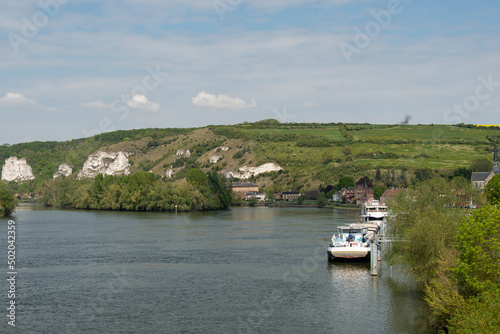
[241, 201, 361, 210]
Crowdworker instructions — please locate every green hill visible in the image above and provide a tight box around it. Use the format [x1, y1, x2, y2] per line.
[1, 122, 499, 193]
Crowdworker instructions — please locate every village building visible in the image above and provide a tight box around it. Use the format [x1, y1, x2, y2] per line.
[243, 192, 267, 201]
[471, 140, 500, 189]
[281, 191, 300, 202]
[340, 176, 374, 203]
[341, 187, 356, 203]
[273, 191, 301, 201]
[232, 182, 259, 195]
[332, 191, 342, 202]
[380, 187, 406, 204]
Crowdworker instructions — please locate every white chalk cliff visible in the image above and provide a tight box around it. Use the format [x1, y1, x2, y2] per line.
[77, 151, 131, 179]
[165, 169, 175, 178]
[210, 154, 223, 163]
[1, 157, 36, 182]
[214, 146, 229, 153]
[228, 163, 283, 179]
[53, 163, 73, 179]
[176, 149, 191, 158]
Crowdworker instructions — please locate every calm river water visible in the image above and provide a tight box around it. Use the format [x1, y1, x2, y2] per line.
[1, 204, 434, 333]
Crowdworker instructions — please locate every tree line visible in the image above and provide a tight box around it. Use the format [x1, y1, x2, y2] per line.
[36, 170, 233, 212]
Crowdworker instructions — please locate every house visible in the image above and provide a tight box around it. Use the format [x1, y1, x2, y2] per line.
[341, 187, 356, 203]
[380, 187, 406, 204]
[243, 192, 266, 201]
[354, 176, 374, 202]
[471, 140, 500, 189]
[332, 191, 342, 202]
[255, 193, 267, 201]
[281, 191, 300, 202]
[232, 182, 259, 195]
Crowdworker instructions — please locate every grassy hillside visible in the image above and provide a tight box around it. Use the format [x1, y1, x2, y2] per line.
[1, 121, 499, 193]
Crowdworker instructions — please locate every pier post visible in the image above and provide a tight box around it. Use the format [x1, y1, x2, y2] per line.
[371, 242, 378, 276]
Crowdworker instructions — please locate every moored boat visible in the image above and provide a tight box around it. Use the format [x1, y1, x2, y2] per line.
[360, 199, 388, 225]
[327, 223, 378, 262]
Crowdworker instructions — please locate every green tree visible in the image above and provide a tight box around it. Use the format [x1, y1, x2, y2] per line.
[446, 292, 500, 334]
[386, 178, 478, 284]
[451, 167, 472, 180]
[485, 174, 500, 205]
[317, 192, 327, 207]
[470, 158, 493, 172]
[0, 182, 18, 216]
[374, 185, 386, 200]
[321, 151, 334, 164]
[248, 196, 258, 207]
[414, 168, 433, 183]
[297, 195, 304, 204]
[208, 171, 231, 210]
[336, 176, 355, 190]
[454, 205, 500, 295]
[186, 168, 209, 188]
[342, 145, 352, 156]
[375, 168, 381, 181]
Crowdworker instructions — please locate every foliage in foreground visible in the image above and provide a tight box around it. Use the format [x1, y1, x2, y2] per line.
[36, 170, 232, 212]
[385, 177, 479, 284]
[445, 291, 500, 334]
[485, 174, 500, 205]
[385, 178, 500, 332]
[0, 182, 18, 216]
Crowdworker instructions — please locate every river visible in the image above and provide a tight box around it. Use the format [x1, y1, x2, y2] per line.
[1, 204, 434, 333]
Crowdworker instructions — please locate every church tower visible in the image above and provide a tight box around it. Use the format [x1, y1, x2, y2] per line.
[494, 140, 500, 174]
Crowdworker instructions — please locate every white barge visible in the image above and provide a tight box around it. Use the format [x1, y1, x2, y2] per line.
[327, 223, 378, 262]
[360, 199, 388, 225]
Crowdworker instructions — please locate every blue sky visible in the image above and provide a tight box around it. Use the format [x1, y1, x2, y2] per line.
[1, 0, 499, 144]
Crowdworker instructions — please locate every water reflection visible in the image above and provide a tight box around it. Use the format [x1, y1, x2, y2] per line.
[326, 259, 434, 333]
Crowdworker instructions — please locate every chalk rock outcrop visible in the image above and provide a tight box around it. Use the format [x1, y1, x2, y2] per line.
[228, 163, 283, 179]
[165, 169, 175, 178]
[53, 163, 73, 179]
[210, 154, 223, 164]
[176, 149, 191, 158]
[1, 157, 35, 182]
[214, 146, 229, 153]
[77, 151, 131, 179]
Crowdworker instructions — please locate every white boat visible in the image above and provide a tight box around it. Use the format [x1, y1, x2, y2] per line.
[327, 224, 378, 261]
[360, 199, 388, 225]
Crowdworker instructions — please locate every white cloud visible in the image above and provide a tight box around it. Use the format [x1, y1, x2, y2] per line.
[127, 94, 160, 112]
[83, 100, 111, 109]
[192, 91, 257, 109]
[0, 92, 36, 106]
[0, 92, 57, 112]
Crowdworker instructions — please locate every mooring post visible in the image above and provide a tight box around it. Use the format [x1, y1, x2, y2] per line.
[371, 241, 378, 276]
